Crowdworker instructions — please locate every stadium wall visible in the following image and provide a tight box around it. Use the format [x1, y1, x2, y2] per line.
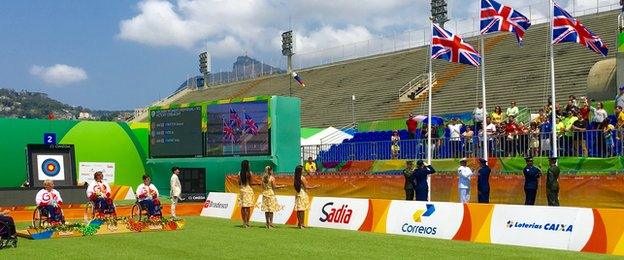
[146, 96, 301, 195]
[201, 192, 624, 256]
[0, 118, 148, 188]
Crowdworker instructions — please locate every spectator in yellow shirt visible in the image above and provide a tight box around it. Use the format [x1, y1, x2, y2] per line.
[617, 106, 624, 129]
[491, 106, 504, 125]
[304, 157, 317, 176]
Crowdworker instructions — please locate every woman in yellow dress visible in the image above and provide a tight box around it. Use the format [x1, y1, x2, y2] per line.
[261, 166, 285, 229]
[293, 165, 318, 229]
[238, 160, 254, 228]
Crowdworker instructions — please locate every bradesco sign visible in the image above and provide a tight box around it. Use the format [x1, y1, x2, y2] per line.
[490, 205, 594, 251]
[200, 192, 237, 219]
[308, 197, 369, 230]
[250, 195, 296, 224]
[386, 200, 464, 239]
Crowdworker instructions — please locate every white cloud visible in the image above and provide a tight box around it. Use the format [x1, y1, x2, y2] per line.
[30, 64, 88, 86]
[296, 26, 373, 52]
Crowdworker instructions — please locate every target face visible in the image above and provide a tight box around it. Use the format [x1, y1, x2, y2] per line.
[37, 155, 66, 181]
[41, 158, 61, 177]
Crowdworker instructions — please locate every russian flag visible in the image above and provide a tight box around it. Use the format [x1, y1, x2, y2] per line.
[292, 72, 305, 87]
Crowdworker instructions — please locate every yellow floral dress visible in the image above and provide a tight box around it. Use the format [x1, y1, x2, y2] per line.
[261, 179, 283, 212]
[295, 177, 310, 211]
[238, 184, 254, 207]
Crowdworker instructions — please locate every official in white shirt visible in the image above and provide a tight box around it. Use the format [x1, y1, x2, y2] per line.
[457, 158, 473, 203]
[170, 167, 182, 219]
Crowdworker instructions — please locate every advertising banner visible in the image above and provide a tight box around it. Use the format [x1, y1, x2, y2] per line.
[308, 197, 369, 230]
[79, 162, 115, 184]
[250, 195, 296, 224]
[490, 205, 594, 251]
[200, 192, 237, 219]
[385, 200, 464, 239]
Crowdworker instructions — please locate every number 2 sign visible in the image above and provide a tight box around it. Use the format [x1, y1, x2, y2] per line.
[44, 133, 57, 145]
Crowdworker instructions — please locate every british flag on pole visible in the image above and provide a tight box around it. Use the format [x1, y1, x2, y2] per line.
[480, 0, 531, 45]
[552, 2, 608, 57]
[431, 23, 481, 66]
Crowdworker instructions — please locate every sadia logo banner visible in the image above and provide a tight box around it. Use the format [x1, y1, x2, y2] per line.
[200, 192, 237, 219]
[250, 195, 296, 224]
[308, 197, 369, 230]
[385, 200, 464, 239]
[490, 205, 594, 251]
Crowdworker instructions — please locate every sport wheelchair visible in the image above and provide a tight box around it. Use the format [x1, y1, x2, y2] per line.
[32, 205, 65, 229]
[0, 219, 17, 249]
[130, 199, 162, 221]
[84, 199, 117, 221]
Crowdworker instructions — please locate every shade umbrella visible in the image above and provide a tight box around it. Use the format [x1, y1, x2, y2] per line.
[414, 115, 444, 126]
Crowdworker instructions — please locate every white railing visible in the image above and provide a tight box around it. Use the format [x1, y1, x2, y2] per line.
[399, 73, 436, 102]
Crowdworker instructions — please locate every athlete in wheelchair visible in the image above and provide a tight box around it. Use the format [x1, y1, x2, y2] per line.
[34, 180, 65, 227]
[86, 171, 116, 219]
[133, 175, 162, 221]
[0, 210, 17, 249]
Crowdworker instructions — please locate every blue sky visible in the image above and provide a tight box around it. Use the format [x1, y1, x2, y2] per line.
[0, 0, 598, 110]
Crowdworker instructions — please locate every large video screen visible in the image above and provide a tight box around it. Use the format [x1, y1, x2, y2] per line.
[205, 101, 270, 156]
[150, 106, 203, 158]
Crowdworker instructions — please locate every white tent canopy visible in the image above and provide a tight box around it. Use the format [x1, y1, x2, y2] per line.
[301, 127, 353, 146]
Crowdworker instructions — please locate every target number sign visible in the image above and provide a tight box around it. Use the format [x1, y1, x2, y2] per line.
[43, 133, 56, 145]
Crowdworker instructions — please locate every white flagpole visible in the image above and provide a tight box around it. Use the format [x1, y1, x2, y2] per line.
[549, 0, 558, 158]
[480, 5, 489, 162]
[427, 21, 433, 201]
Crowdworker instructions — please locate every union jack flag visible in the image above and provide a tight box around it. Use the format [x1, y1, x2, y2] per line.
[243, 113, 259, 135]
[229, 107, 243, 129]
[431, 23, 481, 67]
[552, 2, 608, 57]
[222, 119, 235, 141]
[480, 0, 531, 45]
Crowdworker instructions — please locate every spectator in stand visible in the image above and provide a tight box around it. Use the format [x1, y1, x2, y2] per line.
[579, 97, 590, 122]
[555, 103, 563, 118]
[616, 106, 624, 129]
[304, 157, 317, 176]
[462, 126, 474, 156]
[491, 106, 504, 126]
[403, 161, 415, 200]
[517, 122, 529, 157]
[616, 86, 624, 109]
[523, 157, 541, 206]
[590, 101, 608, 130]
[534, 109, 547, 126]
[530, 122, 540, 157]
[391, 130, 400, 159]
[447, 118, 463, 158]
[457, 158, 473, 203]
[601, 118, 615, 157]
[473, 102, 485, 134]
[406, 114, 418, 139]
[485, 117, 497, 156]
[506, 101, 519, 119]
[504, 116, 518, 157]
[477, 158, 491, 203]
[569, 95, 578, 108]
[562, 111, 578, 156]
[572, 111, 588, 157]
[422, 123, 440, 157]
[556, 117, 565, 156]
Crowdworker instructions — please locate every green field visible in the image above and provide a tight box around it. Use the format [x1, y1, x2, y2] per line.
[3, 217, 617, 259]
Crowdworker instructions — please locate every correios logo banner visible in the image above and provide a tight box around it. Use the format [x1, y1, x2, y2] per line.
[385, 200, 464, 239]
[200, 192, 237, 219]
[250, 195, 295, 224]
[490, 205, 594, 251]
[308, 197, 369, 230]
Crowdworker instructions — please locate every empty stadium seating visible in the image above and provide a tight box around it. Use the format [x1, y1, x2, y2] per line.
[169, 10, 618, 128]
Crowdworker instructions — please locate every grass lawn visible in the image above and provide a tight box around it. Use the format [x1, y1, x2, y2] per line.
[3, 217, 616, 259]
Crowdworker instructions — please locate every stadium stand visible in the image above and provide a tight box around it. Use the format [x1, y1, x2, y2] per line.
[162, 10, 618, 128]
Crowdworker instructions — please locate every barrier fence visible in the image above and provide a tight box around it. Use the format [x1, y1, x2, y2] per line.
[302, 129, 623, 162]
[201, 192, 624, 256]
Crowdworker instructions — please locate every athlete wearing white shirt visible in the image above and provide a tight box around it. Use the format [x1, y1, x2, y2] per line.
[136, 175, 162, 218]
[86, 171, 115, 216]
[170, 167, 182, 219]
[35, 180, 64, 223]
[457, 158, 473, 203]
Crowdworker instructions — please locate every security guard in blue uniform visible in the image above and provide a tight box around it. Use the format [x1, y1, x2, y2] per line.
[410, 160, 436, 201]
[523, 157, 541, 205]
[477, 158, 491, 203]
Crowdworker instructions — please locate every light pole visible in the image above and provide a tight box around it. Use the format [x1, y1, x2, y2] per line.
[351, 95, 356, 124]
[282, 31, 294, 96]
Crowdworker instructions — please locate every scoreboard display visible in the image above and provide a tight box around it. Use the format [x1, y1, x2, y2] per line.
[149, 106, 203, 158]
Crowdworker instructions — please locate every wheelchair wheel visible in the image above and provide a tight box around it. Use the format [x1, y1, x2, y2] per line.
[32, 207, 46, 228]
[130, 203, 142, 221]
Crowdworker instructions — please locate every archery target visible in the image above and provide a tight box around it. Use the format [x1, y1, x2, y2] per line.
[37, 155, 65, 181]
